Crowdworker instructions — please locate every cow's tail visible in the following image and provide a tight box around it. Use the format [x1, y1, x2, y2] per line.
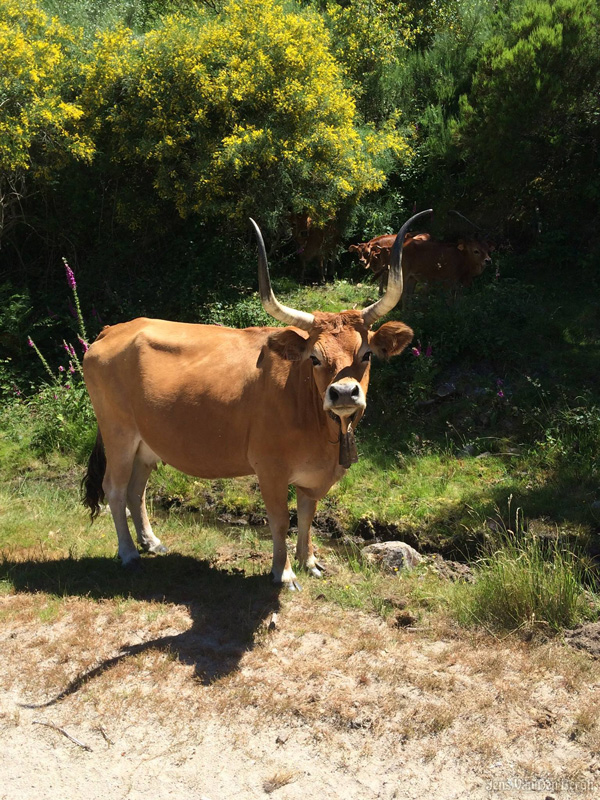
[82, 429, 106, 521]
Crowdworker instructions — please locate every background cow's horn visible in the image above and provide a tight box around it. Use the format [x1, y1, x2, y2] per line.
[448, 209, 481, 231]
[250, 218, 315, 331]
[361, 209, 433, 327]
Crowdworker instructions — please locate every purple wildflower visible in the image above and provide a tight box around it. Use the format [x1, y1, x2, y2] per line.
[69, 362, 75, 374]
[27, 336, 34, 347]
[65, 384, 71, 390]
[425, 344, 433, 358]
[63, 257, 76, 290]
[77, 335, 89, 353]
[411, 346, 421, 357]
[58, 365, 65, 372]
[497, 390, 505, 398]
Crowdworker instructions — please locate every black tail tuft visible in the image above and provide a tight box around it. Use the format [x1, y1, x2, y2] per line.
[81, 429, 106, 520]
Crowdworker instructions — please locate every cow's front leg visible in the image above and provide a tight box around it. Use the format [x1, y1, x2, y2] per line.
[258, 476, 301, 591]
[296, 488, 325, 578]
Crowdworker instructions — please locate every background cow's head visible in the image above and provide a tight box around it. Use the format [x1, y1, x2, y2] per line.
[457, 237, 493, 275]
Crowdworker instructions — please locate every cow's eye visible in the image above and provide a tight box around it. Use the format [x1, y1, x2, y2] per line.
[362, 351, 372, 362]
[310, 355, 321, 367]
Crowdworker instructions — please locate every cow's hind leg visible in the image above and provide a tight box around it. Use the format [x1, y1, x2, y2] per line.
[258, 475, 300, 591]
[295, 487, 324, 578]
[127, 442, 166, 556]
[102, 433, 141, 568]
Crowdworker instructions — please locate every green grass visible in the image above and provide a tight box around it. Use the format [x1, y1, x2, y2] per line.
[447, 530, 597, 634]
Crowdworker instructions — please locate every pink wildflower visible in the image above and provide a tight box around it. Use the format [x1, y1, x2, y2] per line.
[77, 335, 89, 353]
[63, 257, 76, 290]
[58, 365, 65, 372]
[27, 336, 34, 347]
[425, 344, 433, 358]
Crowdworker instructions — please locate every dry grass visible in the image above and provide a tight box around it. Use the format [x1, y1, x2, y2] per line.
[263, 769, 298, 794]
[1, 526, 600, 798]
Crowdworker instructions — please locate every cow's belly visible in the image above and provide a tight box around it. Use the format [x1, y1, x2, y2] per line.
[134, 402, 255, 479]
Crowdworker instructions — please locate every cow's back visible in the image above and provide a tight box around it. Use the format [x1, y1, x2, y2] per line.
[401, 237, 463, 284]
[83, 319, 279, 478]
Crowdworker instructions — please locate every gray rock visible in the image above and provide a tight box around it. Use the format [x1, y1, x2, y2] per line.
[362, 541, 423, 573]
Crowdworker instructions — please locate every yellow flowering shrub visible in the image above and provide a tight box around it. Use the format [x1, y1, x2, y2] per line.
[81, 0, 412, 226]
[325, 0, 415, 81]
[0, 0, 93, 175]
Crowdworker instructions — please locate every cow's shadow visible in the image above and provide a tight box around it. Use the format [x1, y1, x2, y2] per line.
[2, 553, 281, 705]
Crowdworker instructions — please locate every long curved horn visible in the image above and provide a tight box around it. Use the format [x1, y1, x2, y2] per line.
[250, 218, 315, 331]
[448, 210, 481, 231]
[362, 209, 433, 327]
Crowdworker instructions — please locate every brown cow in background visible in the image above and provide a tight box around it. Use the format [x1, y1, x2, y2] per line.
[349, 232, 430, 294]
[350, 232, 492, 306]
[401, 235, 493, 308]
[290, 213, 341, 281]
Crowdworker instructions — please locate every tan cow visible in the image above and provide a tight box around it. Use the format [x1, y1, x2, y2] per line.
[82, 210, 432, 589]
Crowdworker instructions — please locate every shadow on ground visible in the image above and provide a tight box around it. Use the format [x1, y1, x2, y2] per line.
[0, 553, 281, 700]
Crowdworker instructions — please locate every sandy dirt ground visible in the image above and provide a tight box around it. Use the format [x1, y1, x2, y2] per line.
[1, 593, 600, 800]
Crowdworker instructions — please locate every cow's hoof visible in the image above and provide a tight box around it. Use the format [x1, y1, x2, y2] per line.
[270, 571, 302, 591]
[149, 543, 168, 555]
[308, 565, 324, 578]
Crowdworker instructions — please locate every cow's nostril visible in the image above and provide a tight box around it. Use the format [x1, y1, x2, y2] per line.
[329, 388, 339, 402]
[351, 385, 360, 397]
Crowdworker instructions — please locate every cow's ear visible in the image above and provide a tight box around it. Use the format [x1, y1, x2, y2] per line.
[348, 245, 359, 253]
[369, 321, 413, 359]
[372, 245, 382, 254]
[457, 240, 465, 251]
[267, 328, 310, 361]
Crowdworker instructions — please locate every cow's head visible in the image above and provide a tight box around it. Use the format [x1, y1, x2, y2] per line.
[367, 244, 392, 276]
[458, 237, 493, 276]
[348, 242, 372, 267]
[251, 210, 432, 430]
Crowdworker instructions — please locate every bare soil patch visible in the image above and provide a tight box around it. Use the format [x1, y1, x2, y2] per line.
[1, 570, 600, 800]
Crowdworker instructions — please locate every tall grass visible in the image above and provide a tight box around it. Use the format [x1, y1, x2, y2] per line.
[448, 515, 596, 633]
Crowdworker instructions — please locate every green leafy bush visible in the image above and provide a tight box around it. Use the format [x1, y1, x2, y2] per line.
[457, 0, 600, 225]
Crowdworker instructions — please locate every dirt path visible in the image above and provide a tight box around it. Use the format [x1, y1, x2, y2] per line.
[1, 591, 599, 800]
